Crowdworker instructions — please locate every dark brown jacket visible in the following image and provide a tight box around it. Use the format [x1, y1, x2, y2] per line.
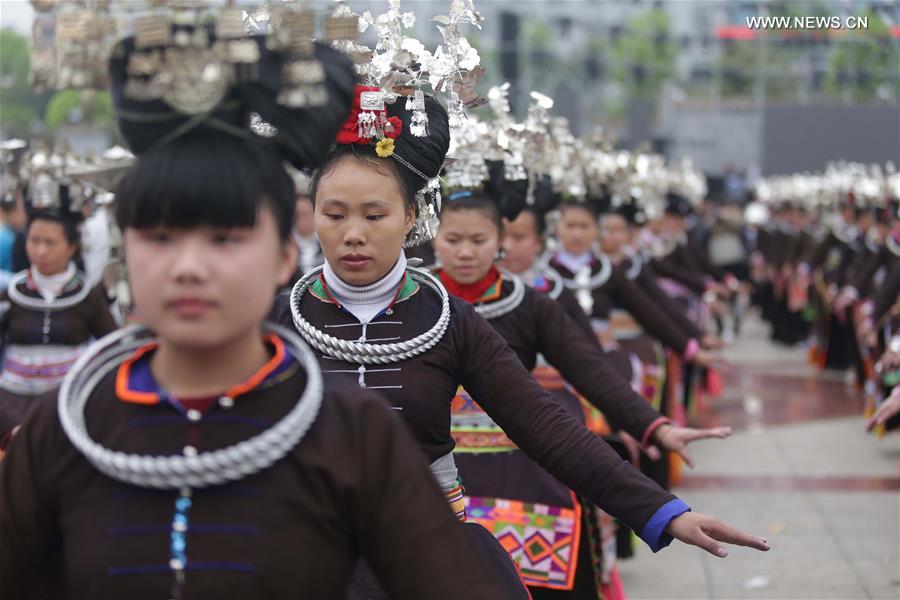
[0, 275, 117, 344]
[483, 280, 664, 442]
[0, 356, 505, 599]
[271, 280, 676, 536]
[546, 255, 692, 354]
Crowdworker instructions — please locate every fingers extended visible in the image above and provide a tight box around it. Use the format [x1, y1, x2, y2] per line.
[706, 521, 770, 551]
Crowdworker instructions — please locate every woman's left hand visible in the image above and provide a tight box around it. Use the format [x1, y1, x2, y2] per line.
[653, 424, 732, 468]
[665, 512, 770, 557]
[867, 388, 900, 432]
[691, 349, 729, 370]
[701, 334, 725, 350]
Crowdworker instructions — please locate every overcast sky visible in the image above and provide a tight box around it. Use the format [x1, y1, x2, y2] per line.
[1, 1, 34, 35]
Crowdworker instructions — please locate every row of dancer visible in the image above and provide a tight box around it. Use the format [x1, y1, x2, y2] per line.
[748, 167, 900, 434]
[1, 2, 768, 599]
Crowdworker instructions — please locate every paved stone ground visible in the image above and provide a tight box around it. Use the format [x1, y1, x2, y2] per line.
[618, 314, 900, 600]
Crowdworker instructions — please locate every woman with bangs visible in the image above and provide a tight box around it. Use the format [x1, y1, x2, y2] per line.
[0, 28, 506, 600]
[547, 198, 720, 369]
[273, 86, 769, 599]
[433, 190, 735, 598]
[0, 182, 117, 442]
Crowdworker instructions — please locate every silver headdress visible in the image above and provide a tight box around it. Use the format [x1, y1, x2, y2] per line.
[324, 0, 486, 247]
[30, 0, 359, 112]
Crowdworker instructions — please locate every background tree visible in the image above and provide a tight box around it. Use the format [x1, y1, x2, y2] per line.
[607, 9, 678, 101]
[0, 29, 49, 137]
[44, 89, 115, 134]
[825, 9, 896, 103]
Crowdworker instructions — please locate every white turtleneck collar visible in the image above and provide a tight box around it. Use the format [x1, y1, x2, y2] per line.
[555, 250, 593, 274]
[323, 252, 407, 324]
[31, 261, 77, 302]
[516, 263, 540, 285]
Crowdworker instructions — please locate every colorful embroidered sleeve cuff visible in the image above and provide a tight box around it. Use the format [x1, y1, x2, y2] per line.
[641, 416, 671, 447]
[640, 498, 691, 552]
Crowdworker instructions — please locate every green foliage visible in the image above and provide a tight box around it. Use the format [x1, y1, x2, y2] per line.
[0, 29, 38, 135]
[606, 9, 677, 100]
[0, 29, 30, 83]
[768, 0, 830, 19]
[718, 41, 756, 97]
[825, 9, 895, 102]
[522, 20, 556, 71]
[44, 90, 115, 133]
[522, 20, 554, 48]
[715, 0, 834, 101]
[44, 90, 81, 132]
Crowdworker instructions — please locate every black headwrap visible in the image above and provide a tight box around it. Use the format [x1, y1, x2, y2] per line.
[665, 191, 693, 218]
[108, 29, 355, 170]
[385, 94, 450, 186]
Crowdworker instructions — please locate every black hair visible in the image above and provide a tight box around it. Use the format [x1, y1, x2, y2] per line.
[26, 211, 85, 271]
[26, 212, 80, 247]
[310, 144, 416, 211]
[665, 191, 693, 218]
[520, 206, 546, 239]
[483, 161, 528, 222]
[309, 94, 450, 214]
[559, 199, 600, 221]
[115, 131, 295, 242]
[441, 191, 503, 234]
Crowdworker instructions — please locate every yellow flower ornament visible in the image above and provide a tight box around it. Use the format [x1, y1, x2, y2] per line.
[375, 137, 395, 158]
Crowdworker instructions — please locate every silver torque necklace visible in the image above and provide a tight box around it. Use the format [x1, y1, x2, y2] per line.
[865, 229, 881, 253]
[624, 248, 644, 281]
[58, 323, 323, 489]
[7, 270, 91, 312]
[560, 253, 613, 291]
[539, 267, 564, 300]
[833, 223, 859, 245]
[472, 270, 526, 321]
[647, 235, 677, 259]
[526, 255, 564, 300]
[887, 234, 900, 258]
[290, 264, 451, 365]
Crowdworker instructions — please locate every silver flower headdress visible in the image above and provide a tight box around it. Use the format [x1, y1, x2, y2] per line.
[329, 0, 486, 247]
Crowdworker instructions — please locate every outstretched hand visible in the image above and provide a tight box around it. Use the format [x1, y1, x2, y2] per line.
[653, 424, 732, 468]
[692, 349, 729, 370]
[701, 334, 725, 350]
[0, 425, 21, 461]
[666, 512, 770, 557]
[867, 388, 900, 432]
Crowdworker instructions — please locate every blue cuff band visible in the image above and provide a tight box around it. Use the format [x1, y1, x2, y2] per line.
[640, 498, 691, 552]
